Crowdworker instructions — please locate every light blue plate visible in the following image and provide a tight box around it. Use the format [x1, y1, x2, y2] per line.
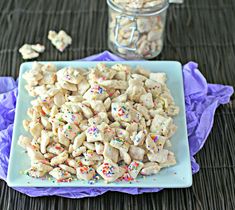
[7, 61, 192, 188]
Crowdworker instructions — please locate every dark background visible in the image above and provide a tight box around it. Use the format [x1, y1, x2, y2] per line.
[0, 0, 235, 209]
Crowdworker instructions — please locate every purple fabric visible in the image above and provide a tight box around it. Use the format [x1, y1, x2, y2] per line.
[0, 51, 233, 198]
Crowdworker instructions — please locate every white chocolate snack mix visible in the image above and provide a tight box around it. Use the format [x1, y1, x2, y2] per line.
[48, 30, 72, 52]
[19, 44, 45, 60]
[108, 0, 167, 59]
[19, 62, 179, 183]
[113, 0, 165, 9]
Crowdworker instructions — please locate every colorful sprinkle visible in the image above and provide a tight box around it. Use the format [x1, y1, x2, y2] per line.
[113, 138, 124, 143]
[65, 74, 71, 80]
[90, 85, 104, 94]
[87, 126, 100, 137]
[117, 106, 126, 117]
[101, 163, 115, 177]
[88, 180, 95, 185]
[128, 161, 140, 171]
[121, 173, 134, 182]
[55, 145, 62, 150]
[86, 150, 94, 158]
[79, 166, 93, 174]
[150, 134, 159, 142]
[57, 178, 72, 183]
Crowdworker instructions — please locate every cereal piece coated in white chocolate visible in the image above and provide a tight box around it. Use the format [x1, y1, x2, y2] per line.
[19, 44, 45, 60]
[50, 151, 68, 166]
[95, 142, 104, 155]
[150, 114, 173, 135]
[140, 162, 160, 175]
[62, 123, 80, 140]
[110, 138, 130, 152]
[119, 149, 131, 165]
[83, 84, 109, 101]
[18, 135, 31, 149]
[48, 30, 72, 52]
[128, 161, 144, 179]
[73, 132, 86, 150]
[129, 145, 145, 161]
[97, 160, 125, 182]
[49, 167, 71, 180]
[103, 143, 119, 163]
[147, 149, 169, 163]
[149, 72, 167, 84]
[86, 125, 105, 142]
[76, 166, 95, 180]
[59, 164, 76, 174]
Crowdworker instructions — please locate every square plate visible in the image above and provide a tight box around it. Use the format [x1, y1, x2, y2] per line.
[7, 61, 192, 188]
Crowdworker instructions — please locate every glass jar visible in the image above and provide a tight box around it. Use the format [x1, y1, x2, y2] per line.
[107, 0, 169, 60]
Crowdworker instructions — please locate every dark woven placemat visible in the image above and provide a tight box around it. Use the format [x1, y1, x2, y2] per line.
[0, 0, 234, 209]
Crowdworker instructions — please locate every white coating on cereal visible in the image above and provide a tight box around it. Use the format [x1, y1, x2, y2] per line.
[19, 62, 179, 182]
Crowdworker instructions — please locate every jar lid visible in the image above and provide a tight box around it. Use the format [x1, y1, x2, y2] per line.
[107, 0, 169, 16]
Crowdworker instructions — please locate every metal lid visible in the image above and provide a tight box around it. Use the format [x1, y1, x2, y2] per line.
[107, 0, 169, 16]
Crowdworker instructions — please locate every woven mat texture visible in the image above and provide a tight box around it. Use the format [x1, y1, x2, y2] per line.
[0, 0, 234, 209]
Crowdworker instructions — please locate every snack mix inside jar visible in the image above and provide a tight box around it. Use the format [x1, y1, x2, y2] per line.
[107, 0, 169, 59]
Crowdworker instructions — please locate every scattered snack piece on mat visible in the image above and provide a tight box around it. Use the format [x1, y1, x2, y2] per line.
[19, 44, 45, 60]
[48, 30, 72, 52]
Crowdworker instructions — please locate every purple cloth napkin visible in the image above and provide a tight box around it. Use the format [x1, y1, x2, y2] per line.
[0, 51, 233, 198]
